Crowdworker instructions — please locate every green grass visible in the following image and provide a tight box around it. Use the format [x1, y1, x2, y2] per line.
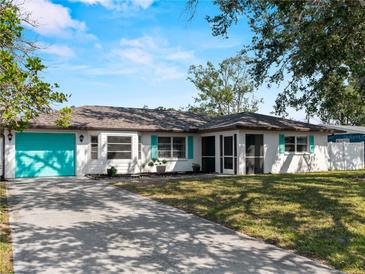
[0, 181, 13, 274]
[115, 170, 365, 274]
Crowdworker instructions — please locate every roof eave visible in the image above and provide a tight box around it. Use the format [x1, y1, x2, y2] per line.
[27, 124, 199, 133]
[26, 123, 341, 134]
[198, 124, 339, 133]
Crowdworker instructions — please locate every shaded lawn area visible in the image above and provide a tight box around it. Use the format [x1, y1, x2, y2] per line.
[0, 181, 13, 273]
[115, 170, 365, 274]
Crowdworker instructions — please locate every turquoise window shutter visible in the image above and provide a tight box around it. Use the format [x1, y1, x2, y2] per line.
[309, 135, 315, 154]
[279, 134, 285, 154]
[188, 136, 194, 159]
[151, 135, 158, 159]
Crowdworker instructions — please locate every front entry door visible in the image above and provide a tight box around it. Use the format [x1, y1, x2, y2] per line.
[246, 134, 264, 174]
[202, 136, 216, 173]
[223, 135, 234, 174]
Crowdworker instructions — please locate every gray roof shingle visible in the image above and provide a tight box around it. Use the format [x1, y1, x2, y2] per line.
[30, 105, 209, 132]
[29, 105, 338, 133]
[200, 112, 334, 132]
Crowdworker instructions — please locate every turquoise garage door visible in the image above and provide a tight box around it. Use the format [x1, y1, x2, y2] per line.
[15, 132, 76, 178]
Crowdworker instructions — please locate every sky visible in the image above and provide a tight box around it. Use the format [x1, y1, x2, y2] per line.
[20, 0, 309, 122]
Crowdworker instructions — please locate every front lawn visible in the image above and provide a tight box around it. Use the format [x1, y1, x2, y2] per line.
[0, 182, 13, 273]
[115, 170, 365, 274]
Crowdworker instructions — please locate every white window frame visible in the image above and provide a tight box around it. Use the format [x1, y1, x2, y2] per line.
[285, 135, 309, 154]
[107, 135, 133, 160]
[90, 135, 99, 160]
[157, 136, 187, 160]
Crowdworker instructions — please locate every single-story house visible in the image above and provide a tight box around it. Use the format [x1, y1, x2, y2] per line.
[2, 105, 340, 179]
[327, 125, 365, 144]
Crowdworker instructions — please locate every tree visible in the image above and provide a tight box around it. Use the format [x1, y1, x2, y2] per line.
[187, 0, 365, 124]
[0, 0, 70, 131]
[187, 55, 262, 116]
[319, 82, 365, 125]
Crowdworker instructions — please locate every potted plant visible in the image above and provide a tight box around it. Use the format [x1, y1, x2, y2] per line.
[148, 159, 168, 173]
[107, 166, 117, 177]
[192, 163, 200, 173]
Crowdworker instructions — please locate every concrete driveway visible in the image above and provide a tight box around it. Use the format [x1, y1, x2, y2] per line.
[7, 177, 338, 274]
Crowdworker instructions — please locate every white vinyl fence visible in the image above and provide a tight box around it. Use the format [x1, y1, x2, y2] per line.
[328, 142, 364, 170]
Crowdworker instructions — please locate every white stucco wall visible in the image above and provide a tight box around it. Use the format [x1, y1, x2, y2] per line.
[82, 131, 139, 175]
[3, 129, 201, 178]
[4, 129, 15, 179]
[3, 128, 330, 179]
[140, 133, 200, 173]
[238, 130, 329, 174]
[82, 131, 201, 174]
[200, 130, 329, 175]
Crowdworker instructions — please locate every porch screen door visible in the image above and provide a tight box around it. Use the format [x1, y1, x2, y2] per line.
[245, 134, 264, 174]
[223, 135, 234, 174]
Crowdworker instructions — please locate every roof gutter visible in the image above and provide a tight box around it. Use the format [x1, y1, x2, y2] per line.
[26, 124, 345, 134]
[27, 125, 200, 133]
[197, 124, 345, 133]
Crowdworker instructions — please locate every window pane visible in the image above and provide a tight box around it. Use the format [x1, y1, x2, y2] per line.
[107, 136, 131, 143]
[297, 144, 308, 152]
[158, 137, 171, 144]
[297, 136, 308, 144]
[91, 136, 98, 143]
[158, 150, 171, 158]
[173, 144, 185, 150]
[158, 143, 171, 150]
[107, 144, 131, 152]
[285, 136, 295, 144]
[285, 144, 295, 152]
[91, 144, 98, 157]
[91, 136, 98, 159]
[173, 150, 185, 158]
[224, 157, 233, 169]
[224, 136, 233, 156]
[173, 137, 185, 158]
[107, 152, 131, 159]
[158, 137, 171, 158]
[173, 137, 185, 144]
[91, 152, 98, 160]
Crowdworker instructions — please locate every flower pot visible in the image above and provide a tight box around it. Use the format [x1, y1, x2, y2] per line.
[107, 167, 117, 177]
[156, 165, 166, 173]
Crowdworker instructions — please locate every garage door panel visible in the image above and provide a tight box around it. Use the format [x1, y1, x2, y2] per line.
[15, 133, 76, 178]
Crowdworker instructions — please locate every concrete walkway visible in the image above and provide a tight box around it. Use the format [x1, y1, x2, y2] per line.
[7, 178, 338, 274]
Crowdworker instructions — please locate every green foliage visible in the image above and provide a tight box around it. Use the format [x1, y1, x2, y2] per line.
[107, 166, 117, 177]
[187, 55, 262, 116]
[0, 182, 12, 273]
[55, 107, 72, 128]
[188, 0, 365, 124]
[0, 0, 70, 131]
[148, 159, 168, 166]
[320, 83, 365, 125]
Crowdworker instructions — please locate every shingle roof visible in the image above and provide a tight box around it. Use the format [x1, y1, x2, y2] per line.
[200, 112, 335, 132]
[29, 105, 338, 133]
[30, 105, 209, 132]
